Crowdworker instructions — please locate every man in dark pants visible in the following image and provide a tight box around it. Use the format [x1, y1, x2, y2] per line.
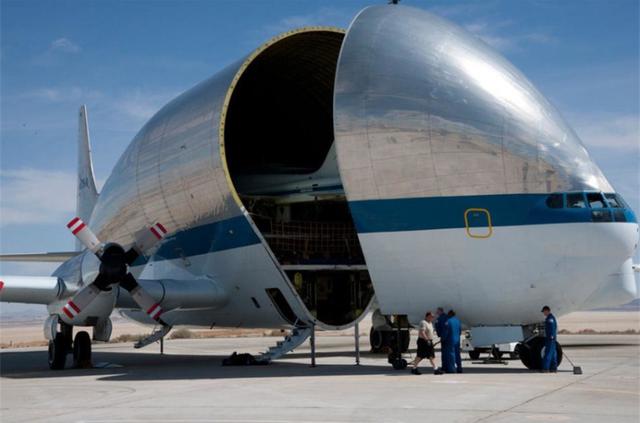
[447, 310, 463, 373]
[409, 312, 442, 375]
[541, 305, 558, 373]
[435, 307, 449, 371]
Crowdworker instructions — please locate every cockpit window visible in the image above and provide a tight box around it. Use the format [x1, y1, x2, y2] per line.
[566, 193, 586, 208]
[605, 193, 627, 209]
[586, 192, 606, 209]
[545, 194, 564, 209]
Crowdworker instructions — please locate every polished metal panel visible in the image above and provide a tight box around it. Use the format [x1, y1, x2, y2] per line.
[115, 278, 228, 311]
[334, 5, 612, 202]
[90, 61, 242, 245]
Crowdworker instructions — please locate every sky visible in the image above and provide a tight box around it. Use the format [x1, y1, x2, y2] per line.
[0, 0, 639, 317]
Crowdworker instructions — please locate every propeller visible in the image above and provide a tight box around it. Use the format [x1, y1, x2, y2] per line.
[62, 217, 169, 325]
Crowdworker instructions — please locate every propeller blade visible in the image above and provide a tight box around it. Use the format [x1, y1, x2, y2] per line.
[61, 273, 112, 320]
[61, 284, 99, 319]
[121, 273, 166, 324]
[67, 217, 101, 253]
[138, 222, 168, 252]
[125, 222, 168, 265]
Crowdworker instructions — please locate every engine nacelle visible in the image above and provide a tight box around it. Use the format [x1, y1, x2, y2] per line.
[116, 277, 229, 325]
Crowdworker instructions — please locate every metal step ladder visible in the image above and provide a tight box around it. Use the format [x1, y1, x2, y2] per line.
[258, 326, 312, 362]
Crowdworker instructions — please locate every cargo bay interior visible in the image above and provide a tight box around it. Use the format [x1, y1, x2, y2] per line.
[223, 30, 374, 327]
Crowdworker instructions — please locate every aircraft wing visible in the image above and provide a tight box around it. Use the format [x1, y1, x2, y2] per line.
[0, 276, 66, 304]
[0, 252, 79, 262]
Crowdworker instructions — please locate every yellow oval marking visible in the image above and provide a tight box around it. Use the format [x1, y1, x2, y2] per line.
[464, 208, 493, 239]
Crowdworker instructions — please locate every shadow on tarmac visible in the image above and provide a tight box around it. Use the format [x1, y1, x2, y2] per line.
[4, 338, 631, 381]
[0, 348, 547, 381]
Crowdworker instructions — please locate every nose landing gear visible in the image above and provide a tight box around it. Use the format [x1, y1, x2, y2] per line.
[516, 337, 563, 370]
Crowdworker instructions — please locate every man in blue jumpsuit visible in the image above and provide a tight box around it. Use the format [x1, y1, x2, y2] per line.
[541, 305, 558, 373]
[447, 310, 463, 373]
[434, 307, 449, 372]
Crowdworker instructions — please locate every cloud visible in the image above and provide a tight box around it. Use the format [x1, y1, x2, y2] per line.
[428, 1, 496, 18]
[14, 85, 177, 132]
[49, 37, 81, 54]
[261, 7, 352, 37]
[21, 86, 103, 103]
[33, 37, 81, 65]
[113, 89, 177, 123]
[463, 21, 555, 52]
[0, 169, 75, 226]
[571, 113, 639, 225]
[573, 114, 640, 151]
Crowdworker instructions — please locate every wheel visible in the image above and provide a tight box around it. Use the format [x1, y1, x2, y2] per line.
[468, 349, 481, 360]
[491, 347, 504, 360]
[369, 327, 384, 352]
[371, 328, 406, 353]
[540, 341, 563, 369]
[556, 342, 563, 366]
[48, 333, 68, 370]
[391, 358, 407, 370]
[517, 338, 543, 370]
[73, 331, 92, 368]
[518, 337, 563, 370]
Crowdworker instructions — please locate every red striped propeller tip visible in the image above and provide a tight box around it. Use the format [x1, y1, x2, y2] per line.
[149, 223, 168, 240]
[67, 217, 82, 228]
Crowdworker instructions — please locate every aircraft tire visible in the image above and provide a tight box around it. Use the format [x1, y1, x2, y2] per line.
[391, 358, 408, 370]
[369, 327, 385, 352]
[539, 340, 563, 369]
[468, 349, 481, 360]
[517, 338, 541, 369]
[48, 333, 68, 370]
[370, 328, 410, 353]
[73, 331, 92, 368]
[518, 338, 563, 370]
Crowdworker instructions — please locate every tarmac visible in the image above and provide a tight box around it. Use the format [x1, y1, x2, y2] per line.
[1, 334, 639, 423]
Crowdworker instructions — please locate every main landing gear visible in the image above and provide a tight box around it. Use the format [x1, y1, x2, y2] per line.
[48, 322, 93, 370]
[516, 337, 563, 370]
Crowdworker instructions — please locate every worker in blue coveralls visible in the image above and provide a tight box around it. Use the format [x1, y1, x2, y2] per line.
[434, 307, 449, 372]
[446, 310, 463, 373]
[541, 305, 558, 373]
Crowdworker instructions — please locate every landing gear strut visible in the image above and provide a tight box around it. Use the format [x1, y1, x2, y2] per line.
[387, 315, 410, 370]
[516, 337, 563, 370]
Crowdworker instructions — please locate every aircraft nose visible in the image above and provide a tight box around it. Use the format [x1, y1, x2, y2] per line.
[605, 222, 639, 258]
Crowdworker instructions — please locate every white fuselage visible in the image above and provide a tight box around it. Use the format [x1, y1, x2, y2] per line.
[359, 222, 638, 325]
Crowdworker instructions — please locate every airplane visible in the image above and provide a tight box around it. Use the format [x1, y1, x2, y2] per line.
[1, 4, 638, 371]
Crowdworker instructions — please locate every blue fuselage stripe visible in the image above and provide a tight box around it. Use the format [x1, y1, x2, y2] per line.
[145, 215, 260, 263]
[347, 194, 637, 233]
[138, 194, 636, 264]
